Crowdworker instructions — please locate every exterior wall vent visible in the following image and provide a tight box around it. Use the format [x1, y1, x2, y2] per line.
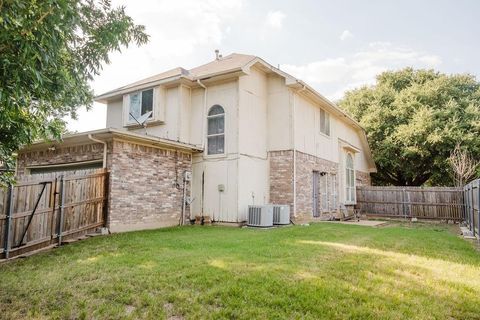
[272, 205, 290, 225]
[247, 205, 273, 227]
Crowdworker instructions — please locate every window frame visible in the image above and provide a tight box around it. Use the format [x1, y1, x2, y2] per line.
[206, 104, 226, 156]
[345, 153, 356, 204]
[124, 88, 155, 126]
[320, 108, 330, 137]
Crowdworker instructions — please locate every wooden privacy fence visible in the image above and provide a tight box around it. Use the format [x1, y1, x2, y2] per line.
[464, 179, 480, 237]
[0, 168, 108, 259]
[356, 186, 464, 220]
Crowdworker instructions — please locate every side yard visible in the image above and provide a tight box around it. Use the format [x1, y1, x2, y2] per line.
[1, 222, 480, 319]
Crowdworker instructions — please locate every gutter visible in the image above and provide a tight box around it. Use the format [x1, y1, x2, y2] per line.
[88, 134, 107, 168]
[197, 79, 208, 150]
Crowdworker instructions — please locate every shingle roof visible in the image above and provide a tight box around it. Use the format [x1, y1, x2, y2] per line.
[189, 53, 256, 78]
[97, 53, 256, 98]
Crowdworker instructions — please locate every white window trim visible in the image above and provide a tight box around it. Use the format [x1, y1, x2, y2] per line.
[123, 87, 159, 127]
[205, 105, 226, 157]
[320, 108, 331, 137]
[345, 152, 356, 205]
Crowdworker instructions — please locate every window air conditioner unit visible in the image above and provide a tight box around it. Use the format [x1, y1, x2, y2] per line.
[247, 205, 273, 227]
[272, 205, 290, 225]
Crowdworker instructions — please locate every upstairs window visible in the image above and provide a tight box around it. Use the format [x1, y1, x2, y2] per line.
[128, 88, 153, 123]
[320, 109, 330, 136]
[207, 105, 225, 155]
[345, 153, 355, 203]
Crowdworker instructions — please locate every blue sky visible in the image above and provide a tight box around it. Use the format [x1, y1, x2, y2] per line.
[67, 0, 480, 132]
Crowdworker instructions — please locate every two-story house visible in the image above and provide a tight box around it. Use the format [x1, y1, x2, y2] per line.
[16, 53, 376, 232]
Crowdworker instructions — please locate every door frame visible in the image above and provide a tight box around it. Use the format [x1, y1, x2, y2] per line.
[312, 171, 320, 217]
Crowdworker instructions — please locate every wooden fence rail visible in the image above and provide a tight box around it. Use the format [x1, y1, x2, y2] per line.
[0, 168, 108, 259]
[464, 179, 480, 237]
[356, 186, 464, 221]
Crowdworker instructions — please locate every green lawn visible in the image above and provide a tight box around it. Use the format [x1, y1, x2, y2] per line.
[1, 222, 480, 319]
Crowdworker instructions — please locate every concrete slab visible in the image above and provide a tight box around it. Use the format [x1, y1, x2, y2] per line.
[322, 220, 388, 227]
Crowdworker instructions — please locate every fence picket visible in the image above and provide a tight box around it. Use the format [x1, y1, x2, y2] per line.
[356, 186, 464, 221]
[0, 168, 108, 259]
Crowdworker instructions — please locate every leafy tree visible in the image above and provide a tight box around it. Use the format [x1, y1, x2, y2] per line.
[0, 0, 148, 185]
[339, 68, 480, 186]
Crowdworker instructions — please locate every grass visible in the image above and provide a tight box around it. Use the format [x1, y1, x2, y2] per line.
[1, 222, 480, 319]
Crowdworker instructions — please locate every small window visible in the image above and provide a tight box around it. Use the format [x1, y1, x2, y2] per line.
[320, 109, 330, 136]
[345, 154, 355, 203]
[128, 89, 153, 123]
[207, 105, 225, 155]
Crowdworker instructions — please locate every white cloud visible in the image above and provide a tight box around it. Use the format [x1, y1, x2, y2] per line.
[67, 0, 243, 132]
[265, 11, 286, 29]
[282, 42, 442, 100]
[340, 30, 353, 41]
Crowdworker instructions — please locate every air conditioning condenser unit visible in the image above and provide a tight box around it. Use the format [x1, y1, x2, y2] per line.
[272, 205, 290, 225]
[247, 205, 273, 227]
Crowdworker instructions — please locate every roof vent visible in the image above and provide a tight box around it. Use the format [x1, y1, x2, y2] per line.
[215, 49, 222, 60]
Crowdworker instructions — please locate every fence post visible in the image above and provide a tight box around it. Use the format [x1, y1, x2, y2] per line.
[49, 178, 58, 241]
[468, 184, 472, 231]
[466, 184, 470, 230]
[3, 184, 14, 259]
[102, 171, 109, 228]
[402, 188, 406, 220]
[463, 185, 467, 223]
[477, 180, 480, 239]
[58, 176, 65, 246]
[471, 184, 475, 237]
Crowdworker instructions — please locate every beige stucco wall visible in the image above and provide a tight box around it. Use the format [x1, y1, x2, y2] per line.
[191, 154, 238, 222]
[294, 94, 370, 173]
[106, 86, 194, 144]
[292, 92, 372, 206]
[189, 80, 241, 222]
[267, 75, 293, 151]
[237, 67, 270, 221]
[104, 66, 372, 222]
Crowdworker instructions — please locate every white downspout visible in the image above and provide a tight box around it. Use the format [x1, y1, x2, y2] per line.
[197, 79, 207, 150]
[88, 134, 107, 168]
[293, 85, 307, 217]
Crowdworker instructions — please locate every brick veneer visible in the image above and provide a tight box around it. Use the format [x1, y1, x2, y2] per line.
[355, 170, 371, 187]
[108, 140, 192, 232]
[269, 150, 371, 221]
[16, 139, 192, 232]
[16, 143, 105, 175]
[294, 151, 339, 220]
[269, 150, 294, 211]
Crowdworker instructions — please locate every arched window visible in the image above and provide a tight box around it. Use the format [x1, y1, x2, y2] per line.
[207, 105, 225, 155]
[345, 153, 355, 202]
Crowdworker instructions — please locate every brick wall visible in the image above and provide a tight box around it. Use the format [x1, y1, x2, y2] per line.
[269, 150, 294, 211]
[356, 170, 371, 187]
[108, 140, 192, 232]
[269, 150, 372, 222]
[295, 151, 339, 221]
[16, 143, 105, 175]
[17, 139, 193, 233]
